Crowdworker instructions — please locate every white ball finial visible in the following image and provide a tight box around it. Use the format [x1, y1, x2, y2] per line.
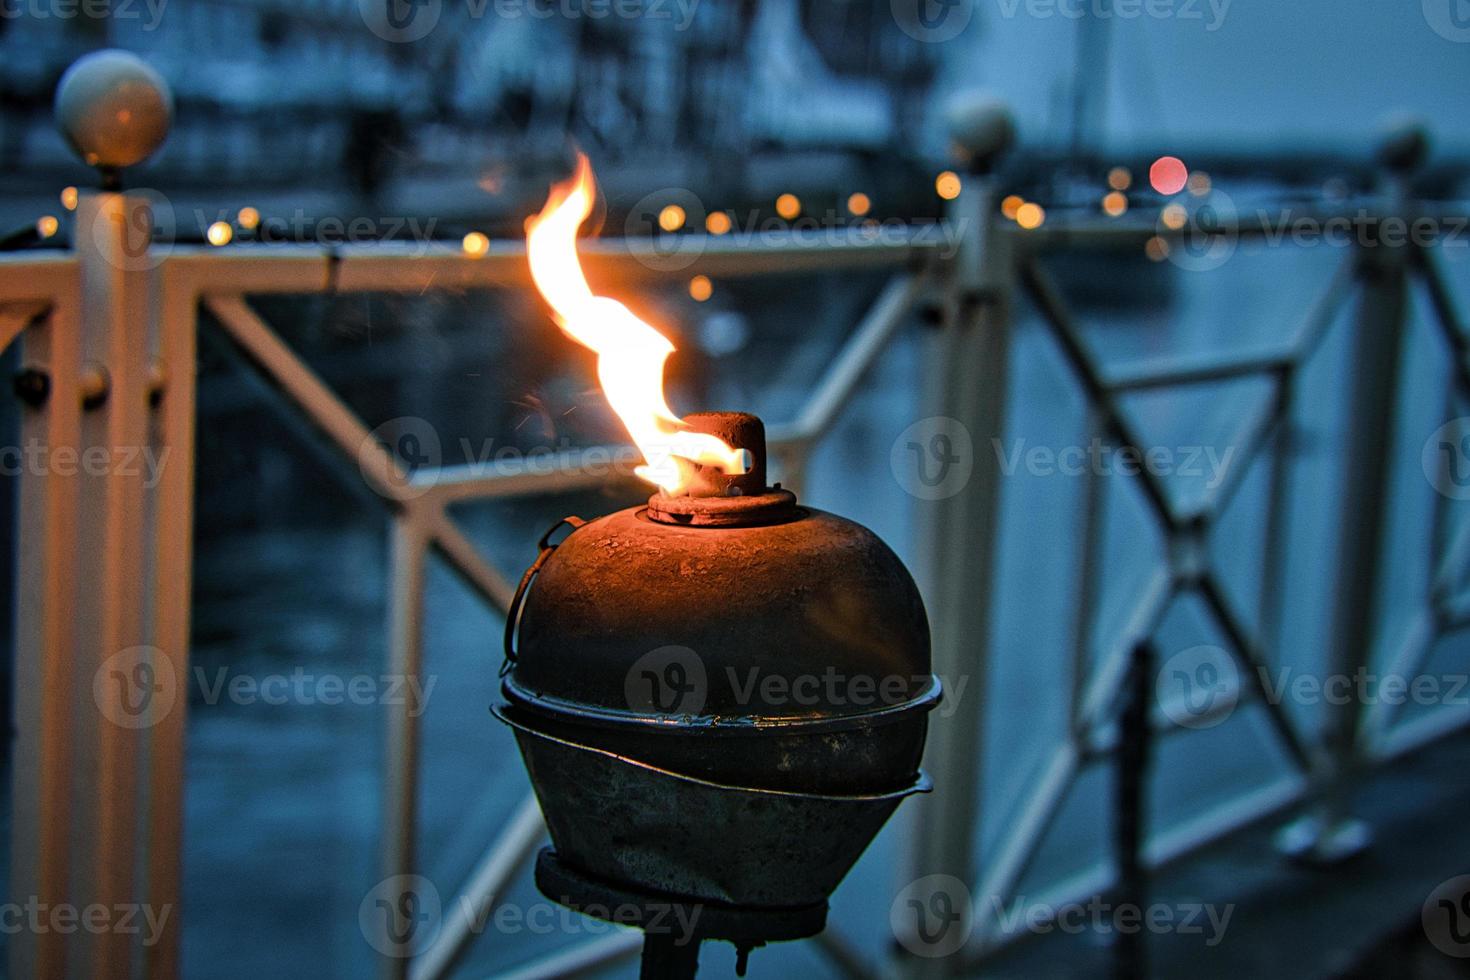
[1375, 112, 1430, 175]
[945, 92, 1015, 171]
[55, 50, 173, 177]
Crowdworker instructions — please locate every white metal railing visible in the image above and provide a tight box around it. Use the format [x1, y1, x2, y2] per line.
[4, 143, 1470, 980]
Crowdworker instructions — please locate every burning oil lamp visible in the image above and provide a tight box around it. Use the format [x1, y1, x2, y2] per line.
[497, 156, 938, 978]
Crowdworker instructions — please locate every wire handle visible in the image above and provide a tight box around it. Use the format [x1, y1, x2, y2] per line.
[501, 515, 585, 677]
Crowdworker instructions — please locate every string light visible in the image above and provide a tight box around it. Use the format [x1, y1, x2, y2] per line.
[237, 206, 261, 230]
[776, 193, 800, 220]
[1015, 202, 1045, 230]
[935, 171, 962, 201]
[60, 187, 79, 211]
[1161, 203, 1188, 230]
[462, 231, 489, 257]
[1107, 167, 1132, 191]
[846, 193, 871, 217]
[689, 275, 712, 302]
[705, 212, 731, 235]
[1149, 156, 1189, 195]
[36, 215, 59, 239]
[1001, 195, 1024, 220]
[1145, 236, 1170, 261]
[658, 205, 686, 232]
[1102, 192, 1128, 217]
[206, 221, 233, 246]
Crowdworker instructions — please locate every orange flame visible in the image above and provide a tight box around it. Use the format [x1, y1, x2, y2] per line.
[526, 154, 749, 494]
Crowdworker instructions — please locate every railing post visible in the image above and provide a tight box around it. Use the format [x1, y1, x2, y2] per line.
[8, 270, 83, 980]
[70, 187, 159, 980]
[1276, 119, 1426, 864]
[898, 94, 1014, 975]
[6, 50, 182, 980]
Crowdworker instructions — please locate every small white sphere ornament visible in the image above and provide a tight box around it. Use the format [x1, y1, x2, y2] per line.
[54, 50, 173, 175]
[945, 92, 1016, 170]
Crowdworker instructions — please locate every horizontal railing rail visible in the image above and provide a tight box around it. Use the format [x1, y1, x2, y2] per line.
[4, 153, 1470, 980]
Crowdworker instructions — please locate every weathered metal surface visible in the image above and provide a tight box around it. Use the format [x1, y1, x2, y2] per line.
[500, 707, 929, 908]
[499, 412, 936, 917]
[505, 502, 937, 790]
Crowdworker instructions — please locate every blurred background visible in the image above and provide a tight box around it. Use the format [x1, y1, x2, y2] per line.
[3, 1, 1470, 978]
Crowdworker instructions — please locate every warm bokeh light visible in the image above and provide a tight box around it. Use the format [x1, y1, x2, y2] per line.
[689, 275, 713, 302]
[1149, 156, 1189, 195]
[526, 154, 747, 493]
[775, 193, 800, 220]
[658, 205, 686, 232]
[1145, 236, 1171, 262]
[60, 186, 78, 211]
[846, 192, 871, 217]
[705, 211, 731, 235]
[206, 221, 233, 246]
[1161, 203, 1188, 230]
[1102, 191, 1128, 217]
[462, 231, 489, 257]
[1107, 167, 1132, 191]
[36, 215, 59, 239]
[1001, 194, 1024, 220]
[935, 171, 962, 201]
[1015, 202, 1045, 230]
[237, 206, 261, 230]
[1188, 171, 1212, 197]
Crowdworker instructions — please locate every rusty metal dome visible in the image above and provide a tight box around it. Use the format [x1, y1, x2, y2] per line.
[497, 412, 938, 917]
